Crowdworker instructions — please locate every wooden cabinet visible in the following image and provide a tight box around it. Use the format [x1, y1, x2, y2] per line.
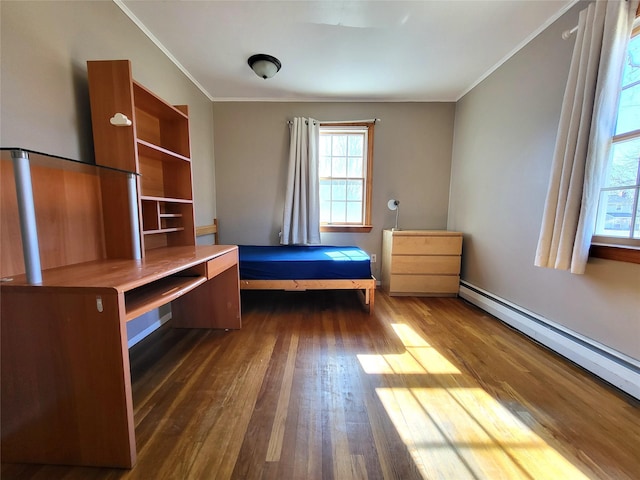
[87, 60, 195, 258]
[381, 230, 463, 296]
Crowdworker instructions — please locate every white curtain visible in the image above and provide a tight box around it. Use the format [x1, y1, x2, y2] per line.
[281, 117, 321, 245]
[535, 0, 639, 274]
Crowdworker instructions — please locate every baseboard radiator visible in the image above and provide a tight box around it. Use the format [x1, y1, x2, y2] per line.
[459, 281, 639, 400]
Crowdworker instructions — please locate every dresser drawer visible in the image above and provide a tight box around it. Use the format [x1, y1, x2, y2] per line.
[392, 235, 462, 255]
[389, 274, 460, 295]
[391, 255, 461, 275]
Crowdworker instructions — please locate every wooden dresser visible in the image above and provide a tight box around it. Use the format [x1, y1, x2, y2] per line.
[381, 230, 463, 296]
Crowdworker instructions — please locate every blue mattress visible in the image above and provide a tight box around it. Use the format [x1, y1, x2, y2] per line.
[238, 245, 372, 280]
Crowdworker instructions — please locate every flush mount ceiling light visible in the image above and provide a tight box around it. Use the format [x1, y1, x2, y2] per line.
[248, 53, 282, 79]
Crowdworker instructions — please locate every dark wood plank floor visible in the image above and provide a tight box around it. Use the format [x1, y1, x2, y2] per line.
[2, 290, 639, 479]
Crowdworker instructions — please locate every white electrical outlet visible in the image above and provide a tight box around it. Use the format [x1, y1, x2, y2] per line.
[370, 254, 377, 263]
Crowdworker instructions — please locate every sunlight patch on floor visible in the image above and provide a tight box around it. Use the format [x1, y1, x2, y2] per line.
[357, 324, 460, 375]
[360, 323, 590, 480]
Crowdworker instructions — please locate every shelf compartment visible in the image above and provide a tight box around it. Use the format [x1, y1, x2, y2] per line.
[161, 217, 182, 231]
[133, 82, 190, 158]
[143, 227, 185, 235]
[140, 195, 192, 204]
[138, 150, 193, 200]
[143, 231, 194, 250]
[141, 199, 195, 251]
[137, 140, 190, 164]
[124, 274, 207, 321]
[141, 199, 191, 231]
[141, 199, 160, 231]
[132, 81, 188, 121]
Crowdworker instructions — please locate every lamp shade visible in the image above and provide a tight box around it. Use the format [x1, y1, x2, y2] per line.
[248, 54, 282, 79]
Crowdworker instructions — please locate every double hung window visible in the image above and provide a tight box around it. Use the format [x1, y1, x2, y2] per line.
[592, 19, 640, 261]
[319, 122, 374, 232]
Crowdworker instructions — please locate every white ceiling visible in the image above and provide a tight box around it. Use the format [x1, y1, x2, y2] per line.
[117, 0, 577, 102]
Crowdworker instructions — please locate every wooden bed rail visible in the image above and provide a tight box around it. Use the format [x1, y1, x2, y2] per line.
[196, 218, 218, 245]
[240, 278, 376, 314]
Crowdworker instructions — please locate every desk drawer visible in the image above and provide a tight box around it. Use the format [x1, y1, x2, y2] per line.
[206, 249, 238, 279]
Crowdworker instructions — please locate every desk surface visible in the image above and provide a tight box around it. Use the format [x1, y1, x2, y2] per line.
[1, 245, 237, 292]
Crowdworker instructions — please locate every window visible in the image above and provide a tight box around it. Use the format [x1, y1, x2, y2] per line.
[592, 19, 640, 263]
[319, 122, 374, 232]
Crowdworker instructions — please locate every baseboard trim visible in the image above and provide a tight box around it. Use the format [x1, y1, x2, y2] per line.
[127, 312, 172, 349]
[459, 281, 640, 400]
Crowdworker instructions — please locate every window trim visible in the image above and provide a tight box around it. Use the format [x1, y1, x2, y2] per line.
[589, 243, 640, 264]
[320, 225, 373, 233]
[590, 17, 640, 264]
[319, 121, 375, 233]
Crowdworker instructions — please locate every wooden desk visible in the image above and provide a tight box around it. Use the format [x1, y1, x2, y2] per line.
[0, 245, 241, 468]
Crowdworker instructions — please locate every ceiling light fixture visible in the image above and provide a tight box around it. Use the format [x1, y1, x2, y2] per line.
[248, 53, 282, 79]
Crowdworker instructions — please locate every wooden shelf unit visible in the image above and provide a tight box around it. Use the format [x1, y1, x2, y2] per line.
[87, 60, 195, 257]
[1, 60, 241, 470]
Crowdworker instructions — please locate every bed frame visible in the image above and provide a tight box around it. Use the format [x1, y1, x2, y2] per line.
[196, 221, 376, 313]
[239, 278, 375, 313]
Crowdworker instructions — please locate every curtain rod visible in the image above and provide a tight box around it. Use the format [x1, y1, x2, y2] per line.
[287, 118, 380, 125]
[563, 1, 639, 40]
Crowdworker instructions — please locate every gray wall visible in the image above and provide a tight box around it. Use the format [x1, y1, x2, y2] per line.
[1, 1, 216, 341]
[213, 102, 455, 278]
[449, 2, 640, 361]
[1, 0, 216, 229]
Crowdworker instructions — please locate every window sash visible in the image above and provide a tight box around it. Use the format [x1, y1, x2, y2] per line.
[319, 123, 374, 230]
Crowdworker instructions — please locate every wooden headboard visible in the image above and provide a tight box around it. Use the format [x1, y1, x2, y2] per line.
[196, 218, 218, 244]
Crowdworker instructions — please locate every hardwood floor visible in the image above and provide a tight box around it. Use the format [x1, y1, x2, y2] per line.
[2, 290, 639, 479]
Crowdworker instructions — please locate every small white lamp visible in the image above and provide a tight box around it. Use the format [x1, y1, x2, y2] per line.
[387, 199, 400, 231]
